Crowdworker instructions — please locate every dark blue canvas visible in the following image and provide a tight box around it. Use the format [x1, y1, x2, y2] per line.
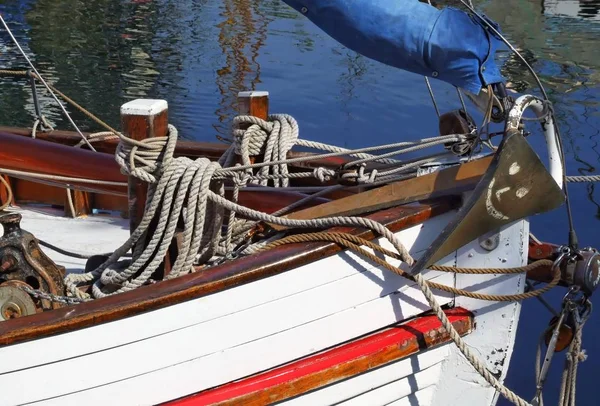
[282, 0, 505, 94]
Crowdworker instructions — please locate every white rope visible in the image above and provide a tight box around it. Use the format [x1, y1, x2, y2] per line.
[65, 123, 418, 299]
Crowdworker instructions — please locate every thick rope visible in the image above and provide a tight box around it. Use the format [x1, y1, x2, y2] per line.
[260, 231, 554, 406]
[0, 176, 13, 211]
[566, 175, 600, 183]
[65, 125, 417, 299]
[261, 232, 558, 301]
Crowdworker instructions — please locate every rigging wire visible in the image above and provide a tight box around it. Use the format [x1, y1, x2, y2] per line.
[458, 0, 578, 249]
[0, 14, 97, 152]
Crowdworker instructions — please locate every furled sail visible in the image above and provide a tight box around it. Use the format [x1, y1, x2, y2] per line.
[281, 0, 505, 94]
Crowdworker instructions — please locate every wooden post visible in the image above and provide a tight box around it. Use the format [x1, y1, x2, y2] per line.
[120, 99, 169, 233]
[237, 91, 269, 165]
[237, 91, 269, 119]
[120, 99, 174, 277]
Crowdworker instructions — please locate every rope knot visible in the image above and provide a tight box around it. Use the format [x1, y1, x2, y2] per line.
[313, 167, 335, 183]
[115, 124, 178, 184]
[357, 165, 378, 184]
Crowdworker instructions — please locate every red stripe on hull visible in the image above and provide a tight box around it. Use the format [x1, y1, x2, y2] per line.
[164, 308, 473, 406]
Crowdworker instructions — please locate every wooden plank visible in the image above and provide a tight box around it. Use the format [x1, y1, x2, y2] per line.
[280, 347, 447, 406]
[13, 179, 65, 206]
[0, 198, 459, 347]
[167, 309, 472, 406]
[0, 269, 455, 405]
[270, 155, 492, 230]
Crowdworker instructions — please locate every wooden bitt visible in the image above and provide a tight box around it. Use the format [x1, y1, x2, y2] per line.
[238, 91, 269, 121]
[120, 99, 169, 232]
[237, 91, 269, 165]
[120, 99, 172, 275]
[166, 308, 474, 406]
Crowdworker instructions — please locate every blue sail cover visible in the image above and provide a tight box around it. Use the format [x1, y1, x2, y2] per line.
[281, 0, 505, 94]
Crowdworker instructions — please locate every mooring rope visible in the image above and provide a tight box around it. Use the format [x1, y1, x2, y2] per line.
[65, 124, 419, 299]
[0, 176, 13, 211]
[260, 232, 559, 302]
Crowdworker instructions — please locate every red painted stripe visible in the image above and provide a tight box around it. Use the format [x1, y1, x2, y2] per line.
[165, 308, 471, 406]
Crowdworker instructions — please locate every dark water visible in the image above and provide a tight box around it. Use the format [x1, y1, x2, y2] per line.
[0, 0, 599, 404]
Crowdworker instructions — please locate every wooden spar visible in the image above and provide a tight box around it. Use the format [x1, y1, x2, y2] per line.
[0, 126, 229, 159]
[0, 131, 125, 195]
[269, 155, 493, 230]
[165, 308, 473, 406]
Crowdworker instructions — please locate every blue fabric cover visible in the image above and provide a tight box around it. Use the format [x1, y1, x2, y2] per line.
[281, 0, 505, 94]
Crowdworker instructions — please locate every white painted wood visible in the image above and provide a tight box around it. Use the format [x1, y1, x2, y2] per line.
[282, 346, 449, 406]
[335, 363, 441, 406]
[0, 273, 454, 405]
[431, 220, 529, 406]
[0, 210, 456, 374]
[0, 204, 528, 406]
[385, 386, 436, 406]
[120, 99, 168, 116]
[238, 90, 269, 98]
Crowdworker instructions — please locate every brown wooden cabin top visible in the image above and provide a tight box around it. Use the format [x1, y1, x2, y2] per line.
[0, 197, 460, 347]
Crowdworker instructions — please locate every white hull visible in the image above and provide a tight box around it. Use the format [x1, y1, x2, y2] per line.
[0, 204, 528, 406]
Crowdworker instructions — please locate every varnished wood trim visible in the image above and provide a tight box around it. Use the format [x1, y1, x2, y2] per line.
[0, 126, 351, 170]
[0, 198, 460, 347]
[165, 308, 474, 406]
[0, 131, 125, 195]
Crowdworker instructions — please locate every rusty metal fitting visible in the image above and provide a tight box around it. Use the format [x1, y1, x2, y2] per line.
[0, 212, 67, 313]
[0, 254, 16, 273]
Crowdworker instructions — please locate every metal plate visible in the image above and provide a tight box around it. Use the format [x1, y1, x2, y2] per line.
[408, 131, 565, 274]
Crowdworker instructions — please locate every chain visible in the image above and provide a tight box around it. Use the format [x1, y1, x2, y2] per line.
[20, 286, 89, 305]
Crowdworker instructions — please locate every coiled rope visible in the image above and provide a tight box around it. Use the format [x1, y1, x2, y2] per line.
[65, 124, 417, 299]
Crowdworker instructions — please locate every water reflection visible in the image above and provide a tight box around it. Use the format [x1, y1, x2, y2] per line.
[213, 0, 271, 140]
[544, 0, 600, 20]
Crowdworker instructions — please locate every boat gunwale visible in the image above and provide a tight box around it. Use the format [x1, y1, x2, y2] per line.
[0, 197, 460, 347]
